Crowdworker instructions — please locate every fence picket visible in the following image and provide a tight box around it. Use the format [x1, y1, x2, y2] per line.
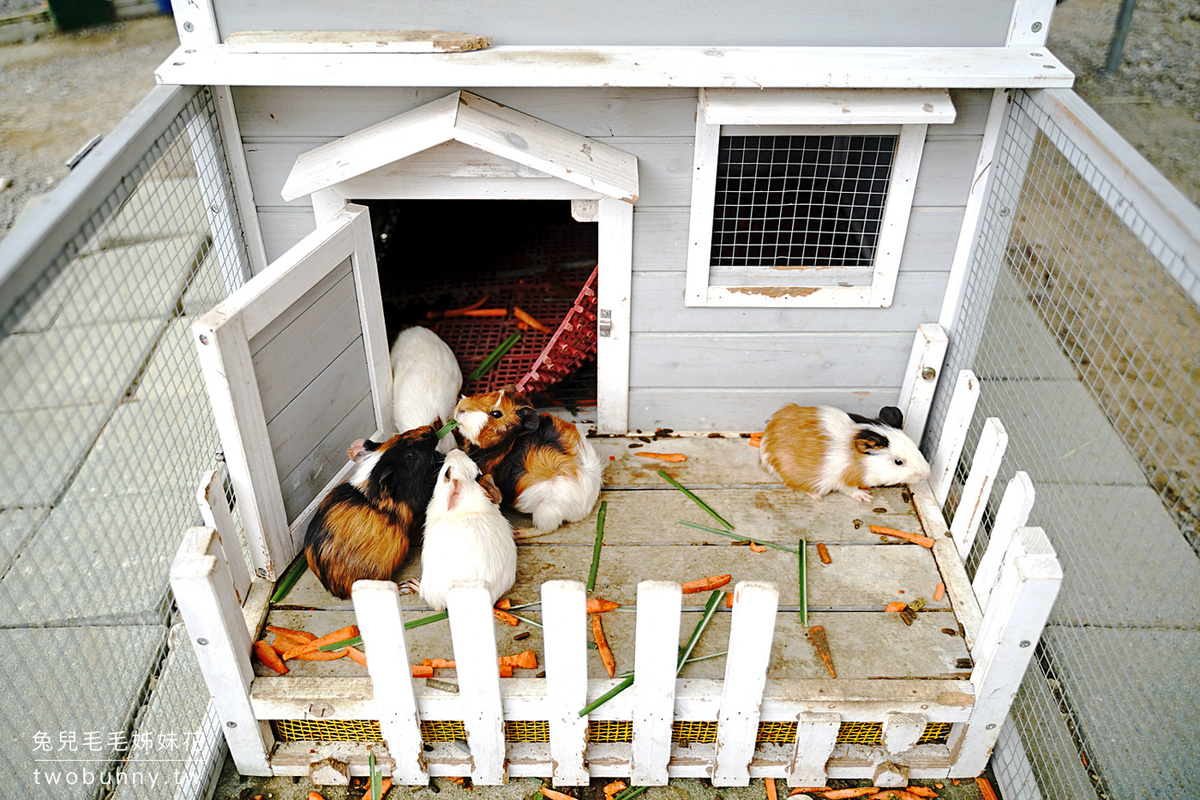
[446, 582, 506, 783]
[542, 580, 590, 784]
[630, 581, 682, 785]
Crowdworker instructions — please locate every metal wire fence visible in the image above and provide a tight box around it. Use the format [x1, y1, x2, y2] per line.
[928, 89, 1200, 799]
[0, 85, 248, 799]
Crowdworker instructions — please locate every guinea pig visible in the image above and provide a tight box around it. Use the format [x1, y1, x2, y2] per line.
[452, 385, 603, 536]
[758, 404, 930, 503]
[411, 449, 517, 612]
[390, 326, 462, 453]
[304, 424, 442, 599]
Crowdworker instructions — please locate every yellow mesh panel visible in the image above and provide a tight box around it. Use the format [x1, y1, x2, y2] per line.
[837, 721, 883, 745]
[757, 721, 798, 744]
[421, 720, 467, 741]
[588, 721, 632, 743]
[506, 720, 550, 742]
[272, 719, 383, 742]
[672, 721, 717, 743]
[918, 722, 953, 745]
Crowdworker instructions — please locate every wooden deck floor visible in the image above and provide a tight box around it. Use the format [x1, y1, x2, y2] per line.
[265, 434, 969, 683]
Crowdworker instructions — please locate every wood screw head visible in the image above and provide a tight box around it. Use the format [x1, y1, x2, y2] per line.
[183, 21, 194, 31]
[1020, 639, 1031, 648]
[196, 638, 208, 646]
[1031, 21, 1043, 32]
[921, 367, 937, 381]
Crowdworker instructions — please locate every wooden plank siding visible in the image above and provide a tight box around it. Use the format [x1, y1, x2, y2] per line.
[234, 87, 992, 430]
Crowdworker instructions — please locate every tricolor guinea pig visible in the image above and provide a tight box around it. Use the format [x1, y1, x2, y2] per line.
[390, 326, 462, 453]
[452, 385, 603, 536]
[303, 425, 442, 599]
[758, 405, 930, 503]
[413, 449, 517, 612]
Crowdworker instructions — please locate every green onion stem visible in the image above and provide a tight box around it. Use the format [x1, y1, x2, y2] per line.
[436, 419, 459, 438]
[676, 520, 798, 553]
[657, 470, 734, 530]
[587, 500, 608, 592]
[269, 552, 308, 604]
[798, 537, 808, 629]
[467, 333, 522, 381]
[677, 590, 723, 674]
[318, 610, 450, 651]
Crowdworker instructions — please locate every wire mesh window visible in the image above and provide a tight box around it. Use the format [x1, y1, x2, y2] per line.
[711, 133, 897, 269]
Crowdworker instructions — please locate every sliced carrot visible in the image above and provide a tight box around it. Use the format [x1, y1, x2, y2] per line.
[749, 438, 761, 448]
[790, 790, 830, 796]
[869, 525, 936, 548]
[281, 625, 359, 661]
[498, 650, 538, 670]
[308, 792, 327, 800]
[424, 658, 456, 669]
[933, 582, 946, 602]
[494, 607, 520, 626]
[462, 308, 509, 317]
[267, 626, 316, 642]
[253, 640, 289, 674]
[586, 598, 621, 614]
[766, 777, 778, 800]
[749, 541, 766, 553]
[446, 777, 465, 785]
[603, 781, 627, 797]
[380, 777, 393, 796]
[681, 574, 732, 594]
[448, 295, 491, 315]
[904, 788, 938, 798]
[291, 648, 347, 661]
[725, 592, 734, 608]
[513, 306, 554, 334]
[885, 601, 908, 613]
[498, 665, 513, 678]
[866, 792, 925, 800]
[540, 786, 574, 800]
[634, 452, 688, 463]
[592, 614, 616, 678]
[495, 598, 512, 610]
[808, 625, 836, 679]
[823, 789, 880, 799]
[934, 785, 943, 790]
[817, 543, 832, 564]
[346, 646, 368, 669]
[411, 665, 434, 678]
[975, 778, 999, 800]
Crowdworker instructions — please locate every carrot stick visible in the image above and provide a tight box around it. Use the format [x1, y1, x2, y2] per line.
[309, 792, 327, 800]
[540, 786, 575, 800]
[513, 306, 554, 334]
[498, 665, 513, 678]
[424, 658, 456, 668]
[587, 598, 621, 614]
[634, 452, 688, 462]
[461, 308, 509, 317]
[808, 625, 836, 678]
[411, 665, 434, 678]
[766, 778, 778, 800]
[823, 789, 880, 799]
[440, 295, 491, 317]
[253, 640, 289, 674]
[498, 649, 538, 669]
[933, 582, 946, 602]
[975, 778, 999, 800]
[291, 648, 347, 661]
[267, 625, 316, 642]
[680, 574, 732, 594]
[494, 607, 520, 626]
[817, 543, 832, 564]
[749, 541, 766, 553]
[603, 781, 627, 798]
[269, 631, 316, 655]
[885, 601, 908, 613]
[789, 790, 830, 796]
[495, 598, 512, 610]
[725, 592, 734, 609]
[281, 625, 359, 661]
[869, 525, 936, 548]
[346, 646, 368, 669]
[749, 438, 761, 448]
[380, 777, 393, 797]
[593, 614, 616, 677]
[904, 788, 938, 798]
[866, 792, 925, 800]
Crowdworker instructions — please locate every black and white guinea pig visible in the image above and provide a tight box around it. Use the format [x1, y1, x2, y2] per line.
[452, 385, 603, 536]
[414, 449, 517, 612]
[303, 425, 442, 599]
[390, 326, 462, 453]
[758, 404, 930, 503]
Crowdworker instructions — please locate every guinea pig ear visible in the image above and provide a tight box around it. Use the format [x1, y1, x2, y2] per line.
[477, 473, 503, 505]
[877, 406, 904, 429]
[446, 477, 465, 512]
[517, 405, 540, 431]
[852, 429, 890, 456]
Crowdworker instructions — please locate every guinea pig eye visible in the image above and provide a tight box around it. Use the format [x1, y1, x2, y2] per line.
[490, 410, 504, 418]
[405, 451, 417, 463]
[893, 458, 905, 467]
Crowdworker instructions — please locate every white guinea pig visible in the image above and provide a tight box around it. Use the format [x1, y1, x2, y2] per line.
[390, 326, 462, 452]
[416, 449, 517, 612]
[759, 404, 930, 503]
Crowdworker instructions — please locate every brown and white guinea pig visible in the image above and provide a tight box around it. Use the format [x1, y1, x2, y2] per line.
[759, 404, 930, 503]
[411, 449, 517, 612]
[303, 425, 442, 599]
[452, 385, 603, 536]
[390, 326, 462, 454]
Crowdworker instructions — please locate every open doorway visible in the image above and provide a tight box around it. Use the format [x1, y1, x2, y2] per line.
[361, 198, 600, 409]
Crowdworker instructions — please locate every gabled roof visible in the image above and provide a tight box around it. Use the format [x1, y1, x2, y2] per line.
[281, 90, 639, 203]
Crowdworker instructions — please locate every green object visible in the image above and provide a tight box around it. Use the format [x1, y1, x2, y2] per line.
[319, 610, 450, 651]
[658, 470, 735, 530]
[270, 552, 308, 604]
[578, 674, 634, 717]
[677, 520, 797, 553]
[467, 332, 522, 381]
[47, 0, 112, 31]
[798, 538, 808, 629]
[587, 500, 608, 592]
[614, 787, 649, 800]
[436, 419, 459, 438]
[369, 750, 382, 800]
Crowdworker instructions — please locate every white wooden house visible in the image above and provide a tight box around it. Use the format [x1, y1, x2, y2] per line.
[162, 0, 1068, 788]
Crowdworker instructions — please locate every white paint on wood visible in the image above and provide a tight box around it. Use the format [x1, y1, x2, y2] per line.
[156, 45, 1076, 90]
[224, 29, 493, 53]
[630, 581, 682, 785]
[446, 583, 506, 784]
[898, 323, 948, 445]
[172, 0, 218, 47]
[873, 760, 910, 787]
[571, 198, 600, 222]
[929, 370, 981, 506]
[197, 469, 251, 604]
[950, 527, 1061, 777]
[540, 581, 590, 784]
[701, 88, 956, 126]
[351, 580, 429, 784]
[868, 122, 926, 307]
[169, 528, 273, 775]
[908, 479, 983, 649]
[971, 471, 1036, 609]
[684, 100, 721, 307]
[882, 711, 927, 755]
[949, 418, 1009, 561]
[1006, 0, 1057, 46]
[597, 197, 634, 434]
[213, 85, 270, 276]
[280, 91, 638, 204]
[345, 204, 393, 437]
[788, 712, 840, 787]
[712, 582, 780, 786]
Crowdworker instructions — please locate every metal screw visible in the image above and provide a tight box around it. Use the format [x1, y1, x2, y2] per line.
[198, 334, 209, 345]
[196, 638, 208, 646]
[985, 723, 997, 730]
[1020, 639, 1031, 648]
[921, 367, 937, 381]
[183, 21, 194, 31]
[1031, 21, 1043, 32]
[1000, 207, 1010, 217]
[226, 721, 237, 728]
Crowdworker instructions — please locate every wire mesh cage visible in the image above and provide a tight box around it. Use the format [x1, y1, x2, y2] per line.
[0, 86, 249, 799]
[927, 89, 1200, 800]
